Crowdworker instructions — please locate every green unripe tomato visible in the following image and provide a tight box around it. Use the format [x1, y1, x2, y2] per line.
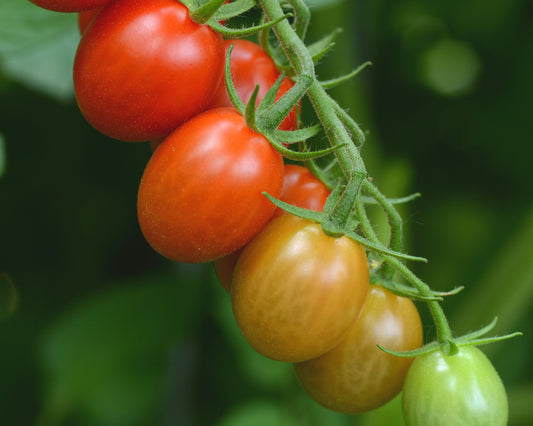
[402, 345, 508, 426]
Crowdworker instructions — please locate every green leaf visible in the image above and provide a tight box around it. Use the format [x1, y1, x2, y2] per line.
[0, 0, 79, 101]
[38, 266, 205, 425]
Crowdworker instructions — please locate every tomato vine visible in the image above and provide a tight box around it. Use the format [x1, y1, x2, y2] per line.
[23, 0, 522, 423]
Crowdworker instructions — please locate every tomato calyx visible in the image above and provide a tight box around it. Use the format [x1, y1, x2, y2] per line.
[222, 44, 333, 161]
[378, 317, 522, 359]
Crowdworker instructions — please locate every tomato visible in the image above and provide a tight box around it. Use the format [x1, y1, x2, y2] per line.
[78, 7, 102, 34]
[294, 285, 423, 413]
[28, 0, 112, 12]
[74, 0, 224, 141]
[402, 345, 508, 426]
[231, 214, 369, 362]
[272, 164, 329, 218]
[137, 108, 284, 263]
[208, 39, 299, 131]
[214, 164, 329, 292]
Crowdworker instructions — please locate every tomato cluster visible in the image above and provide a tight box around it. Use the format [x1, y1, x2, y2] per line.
[28, 0, 509, 422]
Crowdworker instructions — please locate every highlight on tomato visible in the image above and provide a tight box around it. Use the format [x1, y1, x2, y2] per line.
[214, 164, 330, 292]
[74, 0, 225, 141]
[294, 285, 423, 413]
[137, 108, 284, 263]
[28, 0, 112, 12]
[231, 214, 369, 363]
[402, 345, 508, 426]
[208, 39, 299, 131]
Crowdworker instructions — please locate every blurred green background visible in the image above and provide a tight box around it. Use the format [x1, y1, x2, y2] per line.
[1, 0, 532, 425]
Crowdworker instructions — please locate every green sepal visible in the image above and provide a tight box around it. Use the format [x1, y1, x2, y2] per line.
[209, 12, 292, 38]
[306, 28, 342, 64]
[455, 317, 523, 346]
[265, 134, 344, 161]
[344, 229, 428, 262]
[361, 192, 421, 205]
[223, 44, 245, 115]
[273, 124, 322, 144]
[257, 73, 285, 116]
[370, 275, 457, 302]
[258, 73, 312, 130]
[322, 179, 346, 216]
[189, 0, 227, 25]
[244, 85, 260, 132]
[377, 341, 440, 358]
[320, 61, 372, 89]
[441, 338, 460, 356]
[457, 333, 523, 347]
[305, 158, 343, 190]
[262, 192, 324, 222]
[213, 0, 257, 21]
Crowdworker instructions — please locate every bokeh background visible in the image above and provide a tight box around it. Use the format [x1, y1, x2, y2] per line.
[1, 0, 532, 425]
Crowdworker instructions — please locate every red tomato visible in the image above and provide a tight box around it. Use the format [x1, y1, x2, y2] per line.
[231, 214, 369, 362]
[74, 0, 225, 141]
[28, 0, 112, 12]
[208, 39, 299, 131]
[272, 164, 329, 218]
[77, 7, 102, 34]
[294, 285, 423, 413]
[137, 108, 284, 263]
[214, 164, 329, 292]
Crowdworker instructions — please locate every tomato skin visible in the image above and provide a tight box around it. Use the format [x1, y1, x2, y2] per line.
[272, 164, 329, 218]
[402, 345, 508, 426]
[231, 214, 369, 362]
[137, 108, 284, 263]
[208, 39, 299, 131]
[294, 285, 423, 413]
[214, 164, 329, 292]
[74, 0, 224, 141]
[29, 0, 111, 12]
[77, 8, 102, 34]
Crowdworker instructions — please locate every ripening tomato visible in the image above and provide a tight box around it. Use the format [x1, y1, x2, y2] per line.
[214, 164, 329, 292]
[28, 0, 112, 12]
[294, 285, 423, 413]
[272, 164, 329, 218]
[74, 0, 224, 141]
[231, 214, 369, 362]
[137, 108, 284, 263]
[208, 39, 299, 131]
[402, 345, 508, 426]
[77, 7, 102, 34]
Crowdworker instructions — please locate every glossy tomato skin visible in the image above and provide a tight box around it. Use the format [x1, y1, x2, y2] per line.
[137, 108, 284, 263]
[402, 345, 508, 426]
[214, 164, 329, 292]
[78, 8, 102, 34]
[272, 164, 329, 218]
[29, 0, 111, 12]
[208, 39, 299, 131]
[231, 214, 369, 362]
[294, 285, 423, 413]
[74, 0, 224, 141]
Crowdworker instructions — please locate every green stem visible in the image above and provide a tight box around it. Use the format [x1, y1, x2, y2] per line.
[259, 0, 455, 346]
[363, 179, 403, 279]
[385, 255, 454, 343]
